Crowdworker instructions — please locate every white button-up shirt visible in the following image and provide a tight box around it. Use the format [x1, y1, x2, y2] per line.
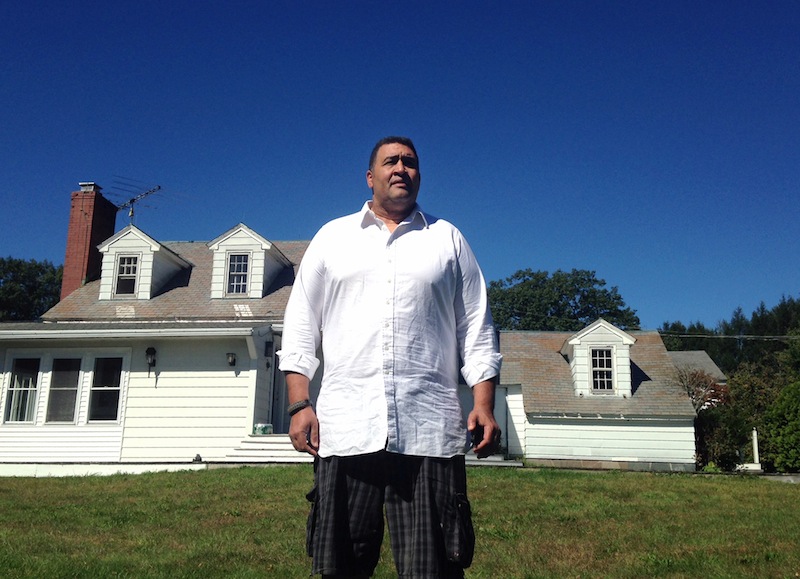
[278, 202, 502, 458]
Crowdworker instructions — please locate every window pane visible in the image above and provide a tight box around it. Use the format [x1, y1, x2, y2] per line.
[46, 358, 81, 422]
[4, 358, 40, 422]
[116, 277, 136, 294]
[93, 358, 122, 388]
[89, 357, 123, 421]
[46, 390, 79, 422]
[89, 390, 120, 421]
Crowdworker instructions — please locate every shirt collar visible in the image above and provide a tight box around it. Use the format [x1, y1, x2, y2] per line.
[360, 201, 429, 230]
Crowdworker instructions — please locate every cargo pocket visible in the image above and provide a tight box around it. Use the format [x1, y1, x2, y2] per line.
[441, 492, 475, 568]
[305, 485, 318, 557]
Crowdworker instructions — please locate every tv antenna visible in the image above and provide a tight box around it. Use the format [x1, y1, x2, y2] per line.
[117, 185, 161, 224]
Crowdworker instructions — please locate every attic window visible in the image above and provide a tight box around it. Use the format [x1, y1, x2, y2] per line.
[227, 254, 249, 295]
[114, 255, 138, 296]
[591, 348, 614, 393]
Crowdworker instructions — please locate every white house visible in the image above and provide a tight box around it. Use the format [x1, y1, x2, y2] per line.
[499, 320, 698, 471]
[0, 183, 699, 476]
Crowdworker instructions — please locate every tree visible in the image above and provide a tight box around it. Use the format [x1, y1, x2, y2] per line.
[488, 269, 640, 331]
[673, 367, 728, 413]
[0, 257, 62, 321]
[762, 380, 800, 472]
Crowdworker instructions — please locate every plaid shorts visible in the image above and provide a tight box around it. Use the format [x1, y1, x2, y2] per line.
[306, 451, 474, 578]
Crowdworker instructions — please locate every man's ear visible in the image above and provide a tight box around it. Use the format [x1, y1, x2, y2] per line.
[366, 169, 374, 189]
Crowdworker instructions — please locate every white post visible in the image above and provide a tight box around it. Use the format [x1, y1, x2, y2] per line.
[752, 427, 760, 465]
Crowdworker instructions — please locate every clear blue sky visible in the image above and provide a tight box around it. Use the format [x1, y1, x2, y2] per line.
[2, 1, 798, 330]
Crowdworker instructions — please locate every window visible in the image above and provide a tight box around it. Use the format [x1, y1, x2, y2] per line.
[4, 358, 40, 422]
[591, 348, 614, 392]
[227, 254, 249, 294]
[115, 256, 138, 295]
[89, 357, 123, 421]
[46, 358, 82, 422]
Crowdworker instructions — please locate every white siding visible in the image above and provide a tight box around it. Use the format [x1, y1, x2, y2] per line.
[0, 425, 123, 462]
[119, 338, 258, 462]
[505, 385, 525, 457]
[525, 417, 696, 464]
[0, 345, 131, 462]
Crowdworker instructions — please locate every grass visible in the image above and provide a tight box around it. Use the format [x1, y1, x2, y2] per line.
[0, 466, 798, 578]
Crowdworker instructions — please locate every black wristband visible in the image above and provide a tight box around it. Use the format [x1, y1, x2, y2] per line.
[287, 399, 312, 416]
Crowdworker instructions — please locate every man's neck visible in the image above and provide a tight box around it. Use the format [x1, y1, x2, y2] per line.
[369, 202, 414, 232]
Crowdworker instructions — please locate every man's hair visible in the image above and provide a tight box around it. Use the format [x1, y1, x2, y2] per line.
[368, 136, 418, 170]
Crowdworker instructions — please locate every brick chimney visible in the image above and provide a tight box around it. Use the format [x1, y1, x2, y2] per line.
[60, 182, 118, 299]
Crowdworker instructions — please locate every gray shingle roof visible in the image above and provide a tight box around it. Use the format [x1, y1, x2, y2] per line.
[667, 351, 727, 383]
[42, 240, 310, 324]
[500, 330, 696, 419]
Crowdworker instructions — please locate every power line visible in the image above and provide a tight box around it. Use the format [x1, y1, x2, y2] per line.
[660, 332, 800, 342]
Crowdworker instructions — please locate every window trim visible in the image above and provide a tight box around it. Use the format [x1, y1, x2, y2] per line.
[1, 349, 130, 427]
[225, 252, 251, 296]
[45, 357, 84, 424]
[3, 358, 41, 423]
[113, 254, 140, 297]
[88, 356, 124, 423]
[590, 346, 615, 394]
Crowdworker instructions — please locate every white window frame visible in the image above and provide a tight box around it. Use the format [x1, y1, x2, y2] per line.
[3, 358, 41, 423]
[226, 252, 250, 296]
[45, 357, 84, 423]
[88, 356, 125, 422]
[1, 349, 130, 427]
[114, 254, 140, 297]
[590, 347, 615, 394]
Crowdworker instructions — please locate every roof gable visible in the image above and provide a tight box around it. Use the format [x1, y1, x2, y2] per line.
[207, 223, 273, 251]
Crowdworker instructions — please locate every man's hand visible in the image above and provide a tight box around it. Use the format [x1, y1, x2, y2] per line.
[468, 379, 501, 458]
[289, 406, 319, 456]
[285, 371, 319, 456]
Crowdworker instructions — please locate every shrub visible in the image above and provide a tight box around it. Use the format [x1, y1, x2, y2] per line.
[762, 380, 800, 472]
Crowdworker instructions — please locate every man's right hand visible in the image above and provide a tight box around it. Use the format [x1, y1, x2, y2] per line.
[289, 406, 319, 456]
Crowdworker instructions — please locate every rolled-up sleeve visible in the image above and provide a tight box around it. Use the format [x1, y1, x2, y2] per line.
[454, 232, 503, 387]
[277, 236, 325, 380]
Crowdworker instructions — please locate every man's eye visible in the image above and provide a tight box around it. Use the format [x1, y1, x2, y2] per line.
[402, 158, 418, 169]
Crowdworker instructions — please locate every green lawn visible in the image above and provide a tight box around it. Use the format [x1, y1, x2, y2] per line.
[0, 466, 797, 578]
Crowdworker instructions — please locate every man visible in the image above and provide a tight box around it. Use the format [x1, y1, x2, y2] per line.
[278, 136, 502, 578]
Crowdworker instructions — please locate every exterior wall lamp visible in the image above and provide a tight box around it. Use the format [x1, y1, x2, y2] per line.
[146, 347, 157, 368]
[226, 352, 237, 366]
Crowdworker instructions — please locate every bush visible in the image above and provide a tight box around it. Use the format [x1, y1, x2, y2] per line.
[695, 405, 748, 471]
[762, 381, 800, 472]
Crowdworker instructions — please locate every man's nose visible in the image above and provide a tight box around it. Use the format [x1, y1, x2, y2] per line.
[393, 160, 407, 173]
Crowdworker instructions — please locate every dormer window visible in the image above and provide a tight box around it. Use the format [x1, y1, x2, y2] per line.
[226, 254, 250, 295]
[98, 226, 191, 301]
[208, 224, 292, 299]
[561, 319, 635, 399]
[114, 255, 138, 296]
[591, 348, 614, 393]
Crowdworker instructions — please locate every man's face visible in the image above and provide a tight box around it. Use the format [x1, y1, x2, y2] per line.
[366, 142, 421, 218]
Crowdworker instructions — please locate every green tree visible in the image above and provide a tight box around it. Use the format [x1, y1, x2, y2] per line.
[0, 257, 62, 321]
[488, 269, 639, 331]
[762, 380, 800, 472]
